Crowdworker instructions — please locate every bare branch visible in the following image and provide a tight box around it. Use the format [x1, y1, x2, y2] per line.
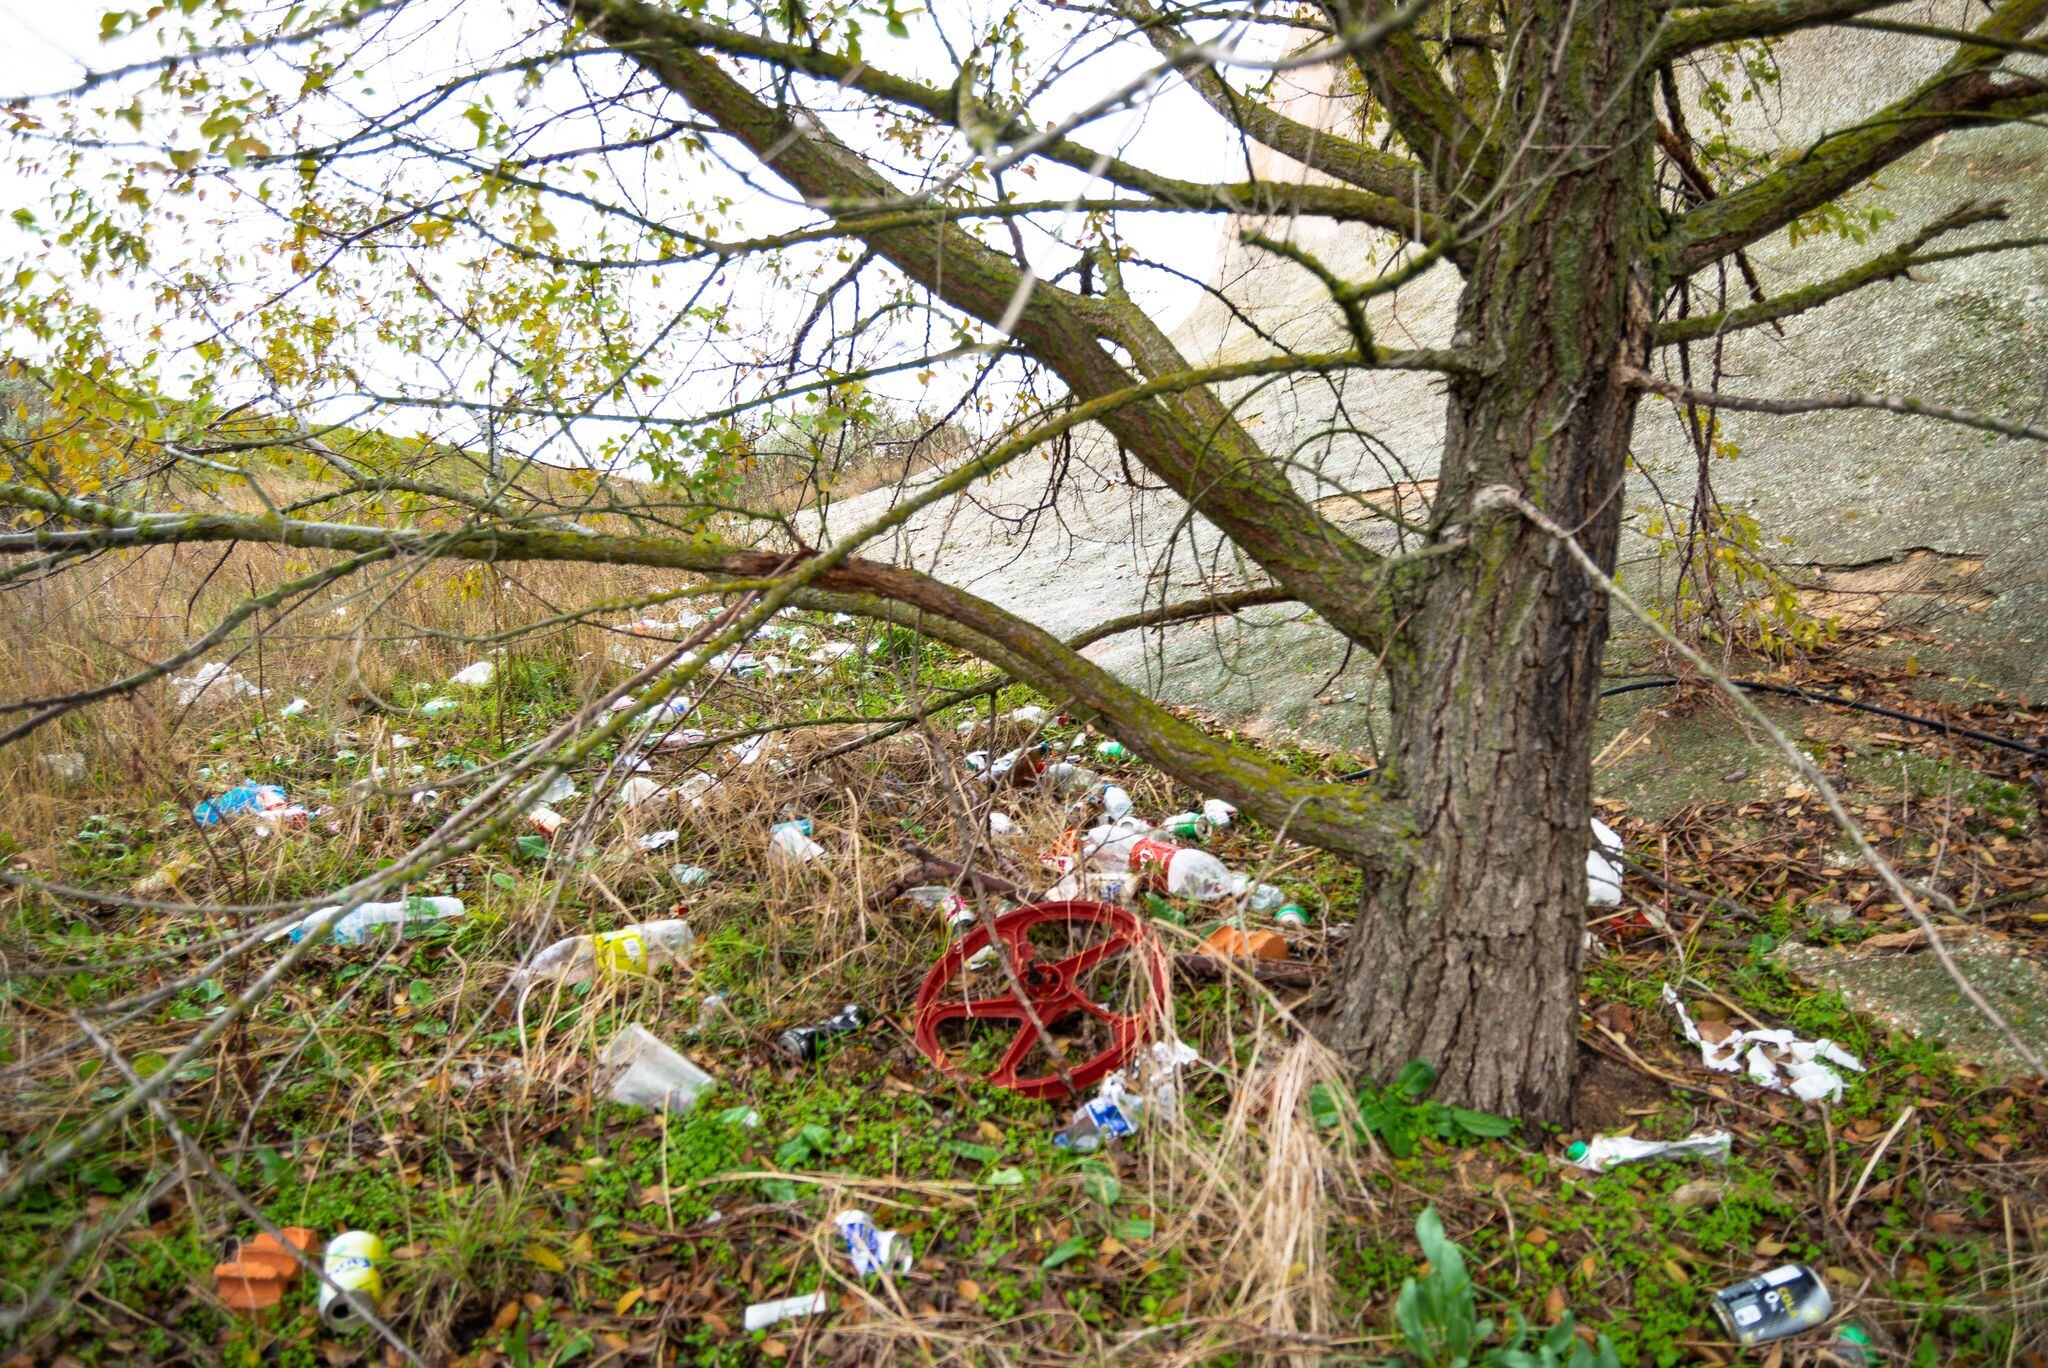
[1620, 365, 2048, 442]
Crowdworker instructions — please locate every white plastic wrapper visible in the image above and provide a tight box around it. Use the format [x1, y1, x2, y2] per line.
[450, 660, 496, 688]
[1566, 1129, 1731, 1173]
[172, 661, 266, 708]
[1662, 984, 1863, 1103]
[1587, 817, 1625, 905]
[743, 1292, 827, 1331]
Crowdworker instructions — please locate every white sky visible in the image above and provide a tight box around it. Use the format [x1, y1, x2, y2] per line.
[0, 2, 1281, 473]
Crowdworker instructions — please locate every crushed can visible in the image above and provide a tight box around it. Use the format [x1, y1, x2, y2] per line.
[317, 1230, 386, 1330]
[1709, 1263, 1832, 1347]
[775, 1003, 866, 1062]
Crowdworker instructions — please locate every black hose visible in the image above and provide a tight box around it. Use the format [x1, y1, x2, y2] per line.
[1330, 674, 2045, 782]
[1599, 676, 2047, 760]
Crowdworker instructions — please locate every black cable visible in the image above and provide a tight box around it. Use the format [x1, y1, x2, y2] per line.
[1598, 676, 2047, 760]
[1330, 674, 2045, 782]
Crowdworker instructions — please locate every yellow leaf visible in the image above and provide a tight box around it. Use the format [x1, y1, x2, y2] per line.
[614, 1287, 644, 1316]
[568, 1231, 595, 1264]
[956, 1279, 981, 1304]
[522, 1244, 565, 1272]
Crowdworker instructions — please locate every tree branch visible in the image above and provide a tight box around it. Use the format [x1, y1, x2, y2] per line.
[1653, 200, 2045, 344]
[1669, 0, 2048, 273]
[1653, 0, 1898, 58]
[1621, 366, 2048, 442]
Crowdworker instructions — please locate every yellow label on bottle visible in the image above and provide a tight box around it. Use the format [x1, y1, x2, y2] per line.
[594, 928, 649, 975]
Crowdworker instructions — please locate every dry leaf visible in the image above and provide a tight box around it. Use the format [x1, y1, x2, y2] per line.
[522, 1244, 565, 1272]
[615, 1287, 645, 1315]
[1542, 1286, 1567, 1324]
[956, 1279, 982, 1303]
[491, 1301, 521, 1333]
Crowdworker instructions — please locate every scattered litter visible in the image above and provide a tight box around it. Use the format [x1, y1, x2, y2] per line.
[1157, 811, 1211, 842]
[273, 895, 465, 946]
[1587, 817, 1624, 905]
[1094, 740, 1127, 760]
[539, 773, 579, 805]
[1201, 798, 1236, 828]
[194, 782, 312, 832]
[1662, 984, 1863, 1103]
[1007, 705, 1048, 725]
[602, 1024, 717, 1114]
[834, 1209, 913, 1276]
[410, 789, 439, 807]
[517, 918, 695, 986]
[635, 829, 679, 851]
[37, 752, 87, 786]
[1100, 785, 1135, 822]
[1239, 882, 1286, 914]
[775, 1003, 865, 1063]
[1565, 1129, 1731, 1173]
[1056, 1077, 1142, 1153]
[318, 1230, 386, 1330]
[1274, 902, 1311, 927]
[280, 697, 311, 719]
[389, 733, 417, 751]
[675, 772, 718, 804]
[420, 697, 459, 715]
[767, 819, 824, 866]
[1708, 1264, 1832, 1348]
[1202, 925, 1289, 960]
[670, 863, 714, 887]
[173, 662, 266, 709]
[743, 1292, 828, 1331]
[213, 1226, 317, 1314]
[445, 1058, 527, 1093]
[525, 804, 565, 838]
[987, 810, 1018, 838]
[450, 660, 496, 688]
[1128, 836, 1234, 900]
[1044, 869, 1136, 903]
[616, 775, 667, 809]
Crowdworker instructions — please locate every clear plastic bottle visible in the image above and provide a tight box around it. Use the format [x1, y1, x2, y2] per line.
[279, 895, 465, 946]
[516, 918, 695, 985]
[1055, 1080, 1143, 1152]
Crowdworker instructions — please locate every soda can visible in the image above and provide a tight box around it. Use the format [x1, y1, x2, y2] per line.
[775, 1003, 866, 1062]
[1709, 1264, 1832, 1347]
[318, 1230, 386, 1330]
[1275, 904, 1311, 927]
[1094, 740, 1127, 760]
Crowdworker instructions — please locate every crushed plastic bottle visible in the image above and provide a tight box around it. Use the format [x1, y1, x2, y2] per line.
[1099, 785, 1135, 822]
[1201, 798, 1237, 829]
[515, 918, 695, 986]
[670, 863, 714, 888]
[194, 782, 311, 830]
[1239, 881, 1287, 914]
[274, 895, 465, 946]
[1565, 1129, 1732, 1173]
[834, 1209, 914, 1276]
[1056, 1077, 1143, 1153]
[538, 773, 580, 805]
[766, 820, 824, 866]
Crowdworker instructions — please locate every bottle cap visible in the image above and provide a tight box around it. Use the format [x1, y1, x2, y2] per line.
[1565, 1141, 1589, 1162]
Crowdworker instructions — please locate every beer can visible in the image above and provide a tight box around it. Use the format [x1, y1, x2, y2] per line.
[318, 1230, 386, 1330]
[1709, 1263, 1831, 1346]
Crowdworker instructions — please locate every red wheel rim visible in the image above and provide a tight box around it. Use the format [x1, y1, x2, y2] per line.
[912, 900, 1166, 1099]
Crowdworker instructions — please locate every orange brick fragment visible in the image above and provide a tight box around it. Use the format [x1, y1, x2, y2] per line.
[1201, 926, 1289, 960]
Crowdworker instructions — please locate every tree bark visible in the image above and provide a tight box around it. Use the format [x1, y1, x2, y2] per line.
[1316, 0, 1657, 1123]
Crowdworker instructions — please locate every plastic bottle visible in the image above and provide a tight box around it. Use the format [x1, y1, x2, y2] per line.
[767, 820, 824, 866]
[1129, 837, 1234, 900]
[1239, 881, 1286, 914]
[278, 895, 465, 946]
[516, 918, 695, 986]
[1099, 785, 1135, 822]
[1094, 740, 1127, 761]
[1042, 761, 1101, 794]
[1565, 1130, 1731, 1173]
[1055, 1079, 1143, 1153]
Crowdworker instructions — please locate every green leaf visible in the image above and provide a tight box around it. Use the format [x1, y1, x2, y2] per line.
[984, 1166, 1025, 1187]
[1041, 1234, 1090, 1269]
[1449, 1107, 1514, 1139]
[1075, 1160, 1120, 1207]
[944, 1140, 1000, 1165]
[1393, 1058, 1437, 1100]
[516, 834, 549, 861]
[406, 978, 436, 1009]
[1111, 1216, 1154, 1241]
[491, 871, 518, 892]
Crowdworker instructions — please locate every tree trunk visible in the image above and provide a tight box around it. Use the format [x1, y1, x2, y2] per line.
[1317, 0, 1657, 1124]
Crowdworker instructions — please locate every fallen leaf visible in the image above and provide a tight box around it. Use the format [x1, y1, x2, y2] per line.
[1543, 1286, 1567, 1325]
[760, 1339, 788, 1359]
[523, 1244, 565, 1272]
[491, 1301, 521, 1333]
[615, 1287, 644, 1315]
[956, 1279, 981, 1303]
